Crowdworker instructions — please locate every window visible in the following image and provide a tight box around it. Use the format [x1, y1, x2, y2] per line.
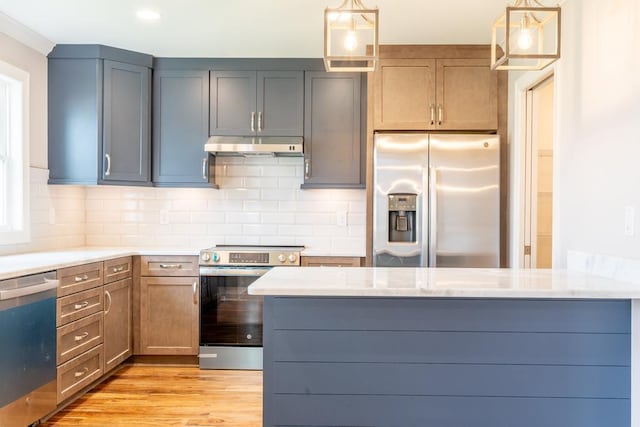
[0, 60, 29, 245]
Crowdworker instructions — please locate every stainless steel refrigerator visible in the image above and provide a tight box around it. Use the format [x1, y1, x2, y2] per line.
[373, 132, 500, 268]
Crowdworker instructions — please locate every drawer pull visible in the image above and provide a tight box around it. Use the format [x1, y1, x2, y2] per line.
[74, 274, 89, 282]
[159, 264, 182, 269]
[111, 265, 125, 273]
[74, 332, 89, 342]
[74, 367, 89, 378]
[74, 301, 89, 310]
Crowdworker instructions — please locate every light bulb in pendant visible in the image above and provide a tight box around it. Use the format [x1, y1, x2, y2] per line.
[344, 31, 358, 51]
[517, 15, 533, 50]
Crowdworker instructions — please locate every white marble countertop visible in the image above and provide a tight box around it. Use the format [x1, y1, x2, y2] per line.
[248, 267, 640, 299]
[0, 247, 199, 280]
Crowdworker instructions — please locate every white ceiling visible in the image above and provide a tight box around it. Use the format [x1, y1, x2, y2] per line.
[0, 0, 510, 57]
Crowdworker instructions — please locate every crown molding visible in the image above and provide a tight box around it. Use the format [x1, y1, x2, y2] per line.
[0, 12, 55, 55]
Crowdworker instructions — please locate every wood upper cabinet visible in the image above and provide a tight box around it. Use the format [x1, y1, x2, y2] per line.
[373, 57, 498, 131]
[153, 69, 210, 186]
[209, 70, 303, 137]
[374, 59, 436, 130]
[139, 277, 199, 355]
[436, 59, 498, 130]
[302, 72, 363, 188]
[103, 278, 132, 373]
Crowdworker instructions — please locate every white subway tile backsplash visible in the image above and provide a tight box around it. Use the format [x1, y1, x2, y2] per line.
[7, 162, 365, 256]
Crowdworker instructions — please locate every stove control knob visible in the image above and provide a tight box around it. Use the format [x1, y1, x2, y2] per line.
[288, 254, 297, 263]
[212, 253, 220, 263]
[201, 253, 211, 262]
[277, 254, 286, 263]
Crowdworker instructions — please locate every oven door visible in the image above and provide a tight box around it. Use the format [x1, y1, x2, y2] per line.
[199, 267, 269, 347]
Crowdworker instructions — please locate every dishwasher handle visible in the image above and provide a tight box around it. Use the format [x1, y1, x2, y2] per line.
[0, 278, 59, 301]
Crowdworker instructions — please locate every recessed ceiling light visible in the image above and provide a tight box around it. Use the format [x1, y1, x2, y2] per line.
[136, 9, 161, 21]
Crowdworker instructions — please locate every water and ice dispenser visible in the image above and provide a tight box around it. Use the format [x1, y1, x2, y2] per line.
[387, 194, 417, 243]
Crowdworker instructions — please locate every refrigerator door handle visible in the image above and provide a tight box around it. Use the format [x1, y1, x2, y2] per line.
[429, 167, 438, 267]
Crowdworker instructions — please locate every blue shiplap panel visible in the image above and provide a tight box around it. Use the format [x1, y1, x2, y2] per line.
[273, 362, 630, 398]
[272, 329, 630, 366]
[271, 395, 630, 427]
[262, 297, 632, 427]
[272, 297, 631, 333]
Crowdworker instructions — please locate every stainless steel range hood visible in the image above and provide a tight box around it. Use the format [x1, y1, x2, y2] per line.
[204, 136, 303, 157]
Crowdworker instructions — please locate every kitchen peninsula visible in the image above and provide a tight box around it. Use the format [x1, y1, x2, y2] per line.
[249, 267, 640, 427]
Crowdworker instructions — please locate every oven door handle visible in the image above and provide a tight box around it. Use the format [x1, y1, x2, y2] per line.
[199, 267, 271, 277]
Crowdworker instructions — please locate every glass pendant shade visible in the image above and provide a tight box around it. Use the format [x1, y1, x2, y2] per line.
[324, 0, 379, 72]
[491, 1, 561, 71]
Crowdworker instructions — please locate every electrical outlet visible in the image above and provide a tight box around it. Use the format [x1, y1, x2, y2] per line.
[336, 211, 348, 227]
[624, 206, 635, 236]
[160, 209, 169, 225]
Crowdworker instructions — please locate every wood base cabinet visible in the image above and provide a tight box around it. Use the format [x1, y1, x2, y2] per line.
[139, 277, 198, 355]
[103, 278, 132, 373]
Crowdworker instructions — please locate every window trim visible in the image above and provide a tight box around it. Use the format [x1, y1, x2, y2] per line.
[0, 59, 30, 245]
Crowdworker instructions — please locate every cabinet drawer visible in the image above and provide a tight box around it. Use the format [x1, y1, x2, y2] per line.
[104, 256, 132, 283]
[57, 312, 104, 365]
[301, 256, 362, 267]
[140, 256, 198, 277]
[57, 287, 103, 327]
[57, 344, 104, 404]
[58, 262, 104, 297]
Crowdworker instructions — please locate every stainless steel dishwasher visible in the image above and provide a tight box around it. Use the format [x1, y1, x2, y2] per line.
[0, 271, 58, 426]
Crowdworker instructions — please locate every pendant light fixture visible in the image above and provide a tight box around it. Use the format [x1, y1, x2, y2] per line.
[491, 0, 561, 71]
[324, 0, 379, 72]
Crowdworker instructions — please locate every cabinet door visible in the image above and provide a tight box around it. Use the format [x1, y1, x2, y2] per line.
[303, 72, 362, 188]
[102, 60, 151, 183]
[436, 59, 498, 130]
[257, 71, 304, 137]
[373, 59, 436, 130]
[103, 278, 132, 372]
[153, 70, 210, 185]
[210, 71, 257, 136]
[139, 277, 198, 355]
[301, 256, 362, 267]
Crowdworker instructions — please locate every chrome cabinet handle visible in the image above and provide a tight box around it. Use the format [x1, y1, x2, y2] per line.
[192, 281, 197, 305]
[104, 290, 112, 314]
[437, 105, 443, 126]
[257, 111, 263, 132]
[159, 264, 182, 269]
[74, 367, 89, 378]
[74, 301, 89, 310]
[105, 153, 111, 176]
[74, 274, 89, 282]
[202, 157, 207, 180]
[304, 159, 311, 180]
[250, 112, 255, 132]
[74, 332, 89, 342]
[111, 266, 124, 273]
[430, 104, 435, 126]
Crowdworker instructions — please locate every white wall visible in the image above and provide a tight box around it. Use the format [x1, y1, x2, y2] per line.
[509, 0, 640, 268]
[0, 17, 86, 255]
[554, 0, 640, 266]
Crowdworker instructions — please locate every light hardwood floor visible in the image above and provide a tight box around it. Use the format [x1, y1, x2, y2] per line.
[43, 365, 262, 426]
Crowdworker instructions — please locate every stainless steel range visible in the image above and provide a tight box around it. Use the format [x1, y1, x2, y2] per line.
[198, 245, 303, 370]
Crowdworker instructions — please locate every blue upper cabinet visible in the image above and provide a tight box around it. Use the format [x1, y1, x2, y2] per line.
[209, 70, 303, 137]
[152, 69, 211, 187]
[48, 45, 152, 186]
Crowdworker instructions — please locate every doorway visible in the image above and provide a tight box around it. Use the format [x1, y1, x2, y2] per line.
[523, 75, 554, 268]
